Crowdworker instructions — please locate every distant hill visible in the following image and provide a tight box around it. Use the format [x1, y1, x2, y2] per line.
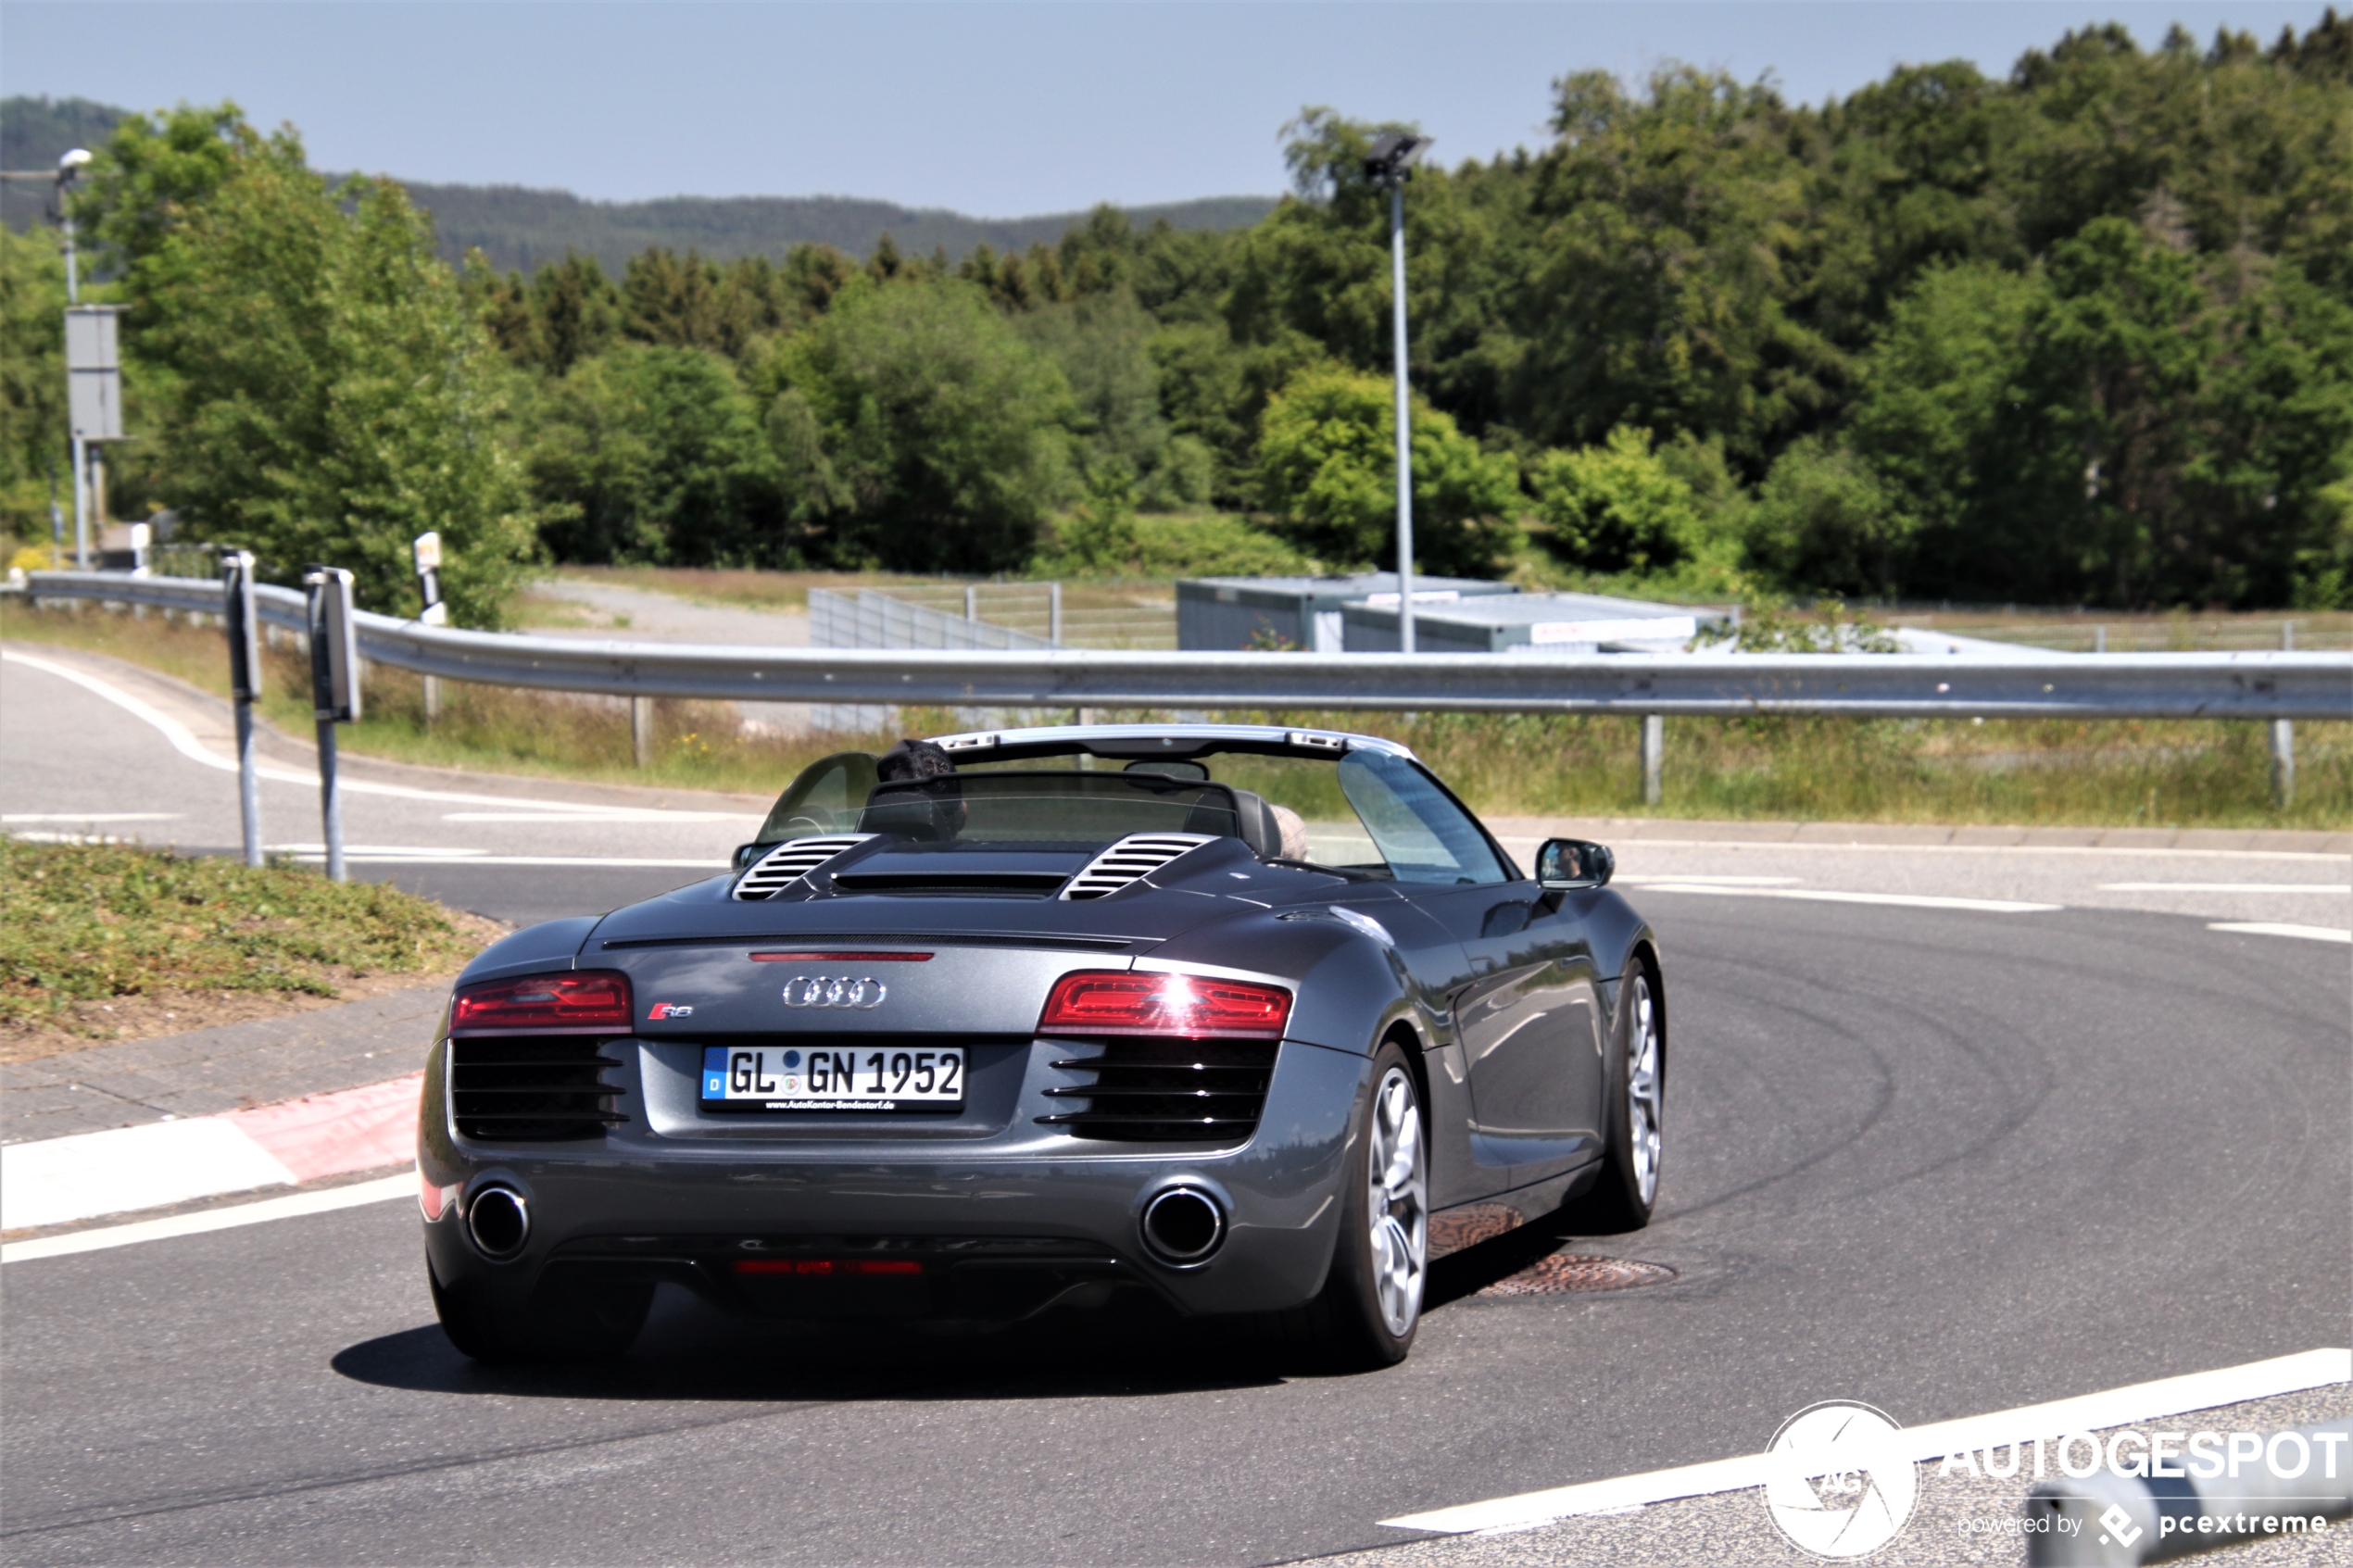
[1, 95, 1276, 272]
[388, 182, 1276, 274]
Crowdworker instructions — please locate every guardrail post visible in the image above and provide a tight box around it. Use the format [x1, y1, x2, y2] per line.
[964, 583, 978, 624]
[1641, 713, 1664, 805]
[2271, 621, 2296, 808]
[301, 566, 360, 884]
[1050, 581, 1063, 647]
[220, 551, 265, 868]
[631, 696, 654, 770]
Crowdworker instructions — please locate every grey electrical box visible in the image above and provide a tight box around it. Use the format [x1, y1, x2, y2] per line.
[1177, 573, 1517, 653]
[304, 566, 362, 723]
[221, 550, 263, 701]
[64, 306, 126, 442]
[1342, 591, 1720, 654]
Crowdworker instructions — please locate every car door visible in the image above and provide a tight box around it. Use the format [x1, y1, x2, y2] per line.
[1338, 751, 1604, 1185]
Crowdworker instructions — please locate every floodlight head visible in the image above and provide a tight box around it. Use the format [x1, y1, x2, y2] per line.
[1363, 132, 1434, 185]
[57, 148, 93, 181]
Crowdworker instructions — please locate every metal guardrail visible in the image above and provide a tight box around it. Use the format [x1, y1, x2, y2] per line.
[17, 570, 2353, 720]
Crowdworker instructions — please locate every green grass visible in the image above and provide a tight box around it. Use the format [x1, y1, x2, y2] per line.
[6, 598, 2345, 830]
[0, 837, 486, 1035]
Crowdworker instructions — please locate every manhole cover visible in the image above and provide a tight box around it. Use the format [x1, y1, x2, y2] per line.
[1478, 1253, 1679, 1297]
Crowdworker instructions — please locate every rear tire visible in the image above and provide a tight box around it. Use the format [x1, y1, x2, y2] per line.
[1581, 960, 1664, 1231]
[1285, 1042, 1428, 1370]
[430, 1267, 652, 1364]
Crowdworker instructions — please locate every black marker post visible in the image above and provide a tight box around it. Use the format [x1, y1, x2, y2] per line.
[220, 549, 264, 867]
[302, 565, 360, 883]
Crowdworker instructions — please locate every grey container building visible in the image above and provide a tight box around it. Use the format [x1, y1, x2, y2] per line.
[1177, 574, 1518, 654]
[1342, 592, 1721, 654]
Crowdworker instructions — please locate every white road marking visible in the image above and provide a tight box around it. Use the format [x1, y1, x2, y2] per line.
[1613, 875, 1803, 886]
[1, 1173, 413, 1264]
[1493, 834, 2349, 864]
[267, 843, 490, 858]
[2103, 882, 2351, 894]
[279, 853, 730, 869]
[2208, 922, 2353, 944]
[440, 809, 760, 823]
[1633, 884, 2062, 914]
[1, 649, 743, 820]
[1380, 1348, 2353, 1536]
[2, 812, 182, 822]
[1, 1119, 297, 1231]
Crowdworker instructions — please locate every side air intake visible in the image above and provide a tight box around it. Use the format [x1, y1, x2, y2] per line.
[734, 834, 876, 900]
[1059, 834, 1214, 900]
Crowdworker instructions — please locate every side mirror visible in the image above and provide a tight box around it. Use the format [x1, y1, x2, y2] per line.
[1537, 838, 1614, 891]
[732, 842, 769, 872]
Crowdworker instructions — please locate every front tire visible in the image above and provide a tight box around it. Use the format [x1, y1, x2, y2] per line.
[1582, 960, 1665, 1230]
[1292, 1043, 1428, 1370]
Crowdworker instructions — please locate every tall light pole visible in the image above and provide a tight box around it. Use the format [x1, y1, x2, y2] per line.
[56, 148, 93, 567]
[1365, 132, 1432, 652]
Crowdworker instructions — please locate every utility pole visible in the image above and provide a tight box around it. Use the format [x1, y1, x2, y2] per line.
[56, 148, 92, 567]
[1364, 132, 1433, 653]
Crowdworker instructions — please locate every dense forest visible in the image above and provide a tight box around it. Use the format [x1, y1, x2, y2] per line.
[3, 16, 2349, 622]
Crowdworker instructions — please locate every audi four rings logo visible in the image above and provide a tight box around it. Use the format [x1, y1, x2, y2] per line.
[781, 975, 888, 1010]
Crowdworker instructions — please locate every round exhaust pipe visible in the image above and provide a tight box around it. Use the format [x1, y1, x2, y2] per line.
[466, 1184, 530, 1260]
[1139, 1185, 1226, 1266]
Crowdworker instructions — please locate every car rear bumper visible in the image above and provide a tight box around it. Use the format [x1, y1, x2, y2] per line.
[420, 1036, 1368, 1320]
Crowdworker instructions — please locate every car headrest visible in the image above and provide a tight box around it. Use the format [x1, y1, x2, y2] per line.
[1225, 789, 1281, 859]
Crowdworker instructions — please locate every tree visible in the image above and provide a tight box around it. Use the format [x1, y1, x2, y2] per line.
[1530, 426, 1703, 575]
[528, 344, 781, 566]
[1511, 69, 1846, 470]
[1743, 437, 1904, 596]
[0, 226, 67, 542]
[1255, 367, 1519, 573]
[770, 279, 1074, 572]
[123, 120, 535, 623]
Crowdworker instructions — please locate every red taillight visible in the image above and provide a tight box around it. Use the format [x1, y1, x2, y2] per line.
[448, 970, 632, 1032]
[733, 1259, 924, 1276]
[1038, 971, 1291, 1039]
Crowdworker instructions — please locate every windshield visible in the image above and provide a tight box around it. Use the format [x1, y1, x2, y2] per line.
[757, 744, 1512, 885]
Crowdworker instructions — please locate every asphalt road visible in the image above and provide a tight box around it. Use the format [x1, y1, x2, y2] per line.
[4, 642, 2349, 1566]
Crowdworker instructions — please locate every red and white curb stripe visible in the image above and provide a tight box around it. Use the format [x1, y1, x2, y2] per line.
[1, 1073, 422, 1236]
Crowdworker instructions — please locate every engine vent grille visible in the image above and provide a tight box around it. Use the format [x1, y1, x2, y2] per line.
[1038, 1038, 1278, 1142]
[735, 834, 875, 900]
[451, 1035, 626, 1141]
[1059, 834, 1214, 900]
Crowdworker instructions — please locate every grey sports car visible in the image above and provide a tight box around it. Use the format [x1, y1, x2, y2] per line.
[419, 723, 1667, 1367]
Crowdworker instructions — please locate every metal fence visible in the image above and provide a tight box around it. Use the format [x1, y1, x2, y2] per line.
[19, 570, 2348, 721]
[807, 586, 1057, 730]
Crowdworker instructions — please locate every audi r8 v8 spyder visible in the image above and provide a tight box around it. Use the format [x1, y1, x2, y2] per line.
[420, 723, 1667, 1368]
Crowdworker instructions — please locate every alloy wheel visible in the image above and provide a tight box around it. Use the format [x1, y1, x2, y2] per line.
[1365, 1065, 1428, 1337]
[1625, 974, 1663, 1207]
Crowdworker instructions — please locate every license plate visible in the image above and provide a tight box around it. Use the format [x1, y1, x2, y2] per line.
[700, 1045, 964, 1111]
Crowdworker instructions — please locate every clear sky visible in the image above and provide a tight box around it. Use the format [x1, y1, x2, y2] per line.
[4, 3, 2337, 216]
